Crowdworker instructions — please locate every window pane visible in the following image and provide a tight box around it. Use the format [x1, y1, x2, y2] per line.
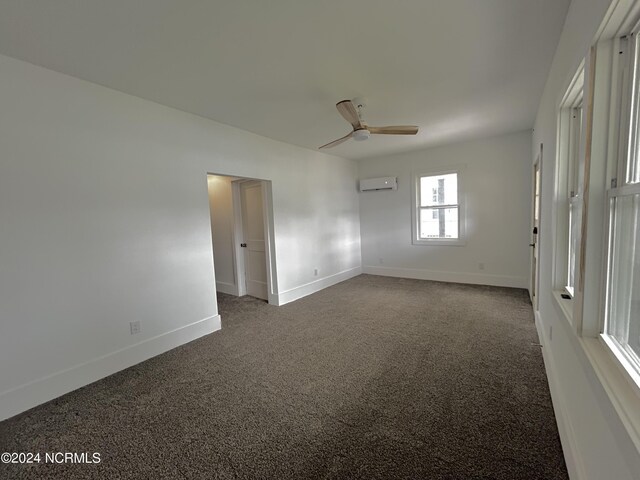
[627, 34, 640, 185]
[568, 106, 583, 195]
[567, 197, 581, 294]
[534, 167, 541, 222]
[420, 207, 459, 239]
[420, 173, 458, 206]
[606, 193, 640, 362]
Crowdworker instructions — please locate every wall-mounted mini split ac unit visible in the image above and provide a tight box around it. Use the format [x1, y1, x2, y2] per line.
[359, 176, 397, 192]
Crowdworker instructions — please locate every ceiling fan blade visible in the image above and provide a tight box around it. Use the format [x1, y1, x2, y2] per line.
[336, 100, 363, 129]
[319, 132, 353, 149]
[368, 126, 419, 135]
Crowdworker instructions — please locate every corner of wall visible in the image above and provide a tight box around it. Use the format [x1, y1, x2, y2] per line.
[275, 266, 362, 306]
[0, 315, 221, 421]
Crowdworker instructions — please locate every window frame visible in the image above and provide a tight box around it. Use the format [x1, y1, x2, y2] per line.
[411, 167, 466, 246]
[566, 104, 584, 298]
[553, 65, 585, 308]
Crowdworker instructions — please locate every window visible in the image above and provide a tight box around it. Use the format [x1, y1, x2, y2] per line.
[566, 105, 583, 297]
[412, 170, 465, 246]
[548, 3, 640, 449]
[603, 32, 640, 380]
[555, 67, 584, 302]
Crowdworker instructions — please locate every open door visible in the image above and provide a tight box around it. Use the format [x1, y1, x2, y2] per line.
[530, 145, 543, 308]
[239, 180, 269, 300]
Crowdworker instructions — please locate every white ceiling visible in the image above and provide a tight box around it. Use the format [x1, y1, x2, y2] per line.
[0, 0, 570, 160]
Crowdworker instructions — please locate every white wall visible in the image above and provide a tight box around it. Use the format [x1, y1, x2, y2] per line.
[533, 0, 640, 478]
[358, 130, 532, 288]
[207, 175, 237, 295]
[0, 54, 361, 420]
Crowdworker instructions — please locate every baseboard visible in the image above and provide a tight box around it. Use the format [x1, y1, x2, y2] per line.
[216, 281, 238, 296]
[363, 265, 528, 288]
[275, 266, 362, 306]
[535, 311, 587, 480]
[0, 314, 221, 421]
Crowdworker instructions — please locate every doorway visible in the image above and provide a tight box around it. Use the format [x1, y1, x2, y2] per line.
[206, 174, 277, 304]
[530, 144, 542, 308]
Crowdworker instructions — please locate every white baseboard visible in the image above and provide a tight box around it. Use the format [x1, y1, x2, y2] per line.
[275, 266, 362, 306]
[216, 281, 238, 296]
[534, 311, 586, 480]
[0, 314, 221, 421]
[363, 265, 528, 288]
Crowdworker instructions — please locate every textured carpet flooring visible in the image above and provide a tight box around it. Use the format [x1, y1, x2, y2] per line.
[1, 275, 567, 479]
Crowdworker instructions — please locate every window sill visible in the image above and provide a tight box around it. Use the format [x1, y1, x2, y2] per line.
[599, 334, 640, 399]
[412, 238, 467, 247]
[552, 290, 573, 324]
[580, 336, 640, 454]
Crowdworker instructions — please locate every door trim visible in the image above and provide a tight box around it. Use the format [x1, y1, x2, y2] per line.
[261, 180, 279, 304]
[531, 143, 543, 310]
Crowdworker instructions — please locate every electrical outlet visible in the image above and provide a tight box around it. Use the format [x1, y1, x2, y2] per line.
[130, 321, 141, 335]
[314, 268, 318, 276]
[378, 258, 384, 265]
[478, 262, 485, 271]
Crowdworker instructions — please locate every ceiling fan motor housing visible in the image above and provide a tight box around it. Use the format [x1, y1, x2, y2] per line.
[353, 129, 371, 141]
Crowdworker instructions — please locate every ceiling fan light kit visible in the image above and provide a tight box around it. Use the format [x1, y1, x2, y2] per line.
[353, 129, 370, 141]
[319, 99, 419, 149]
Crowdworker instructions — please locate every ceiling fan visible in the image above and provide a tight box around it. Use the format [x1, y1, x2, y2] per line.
[319, 99, 419, 149]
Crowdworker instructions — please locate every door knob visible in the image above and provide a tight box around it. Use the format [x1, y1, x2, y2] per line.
[240, 243, 247, 248]
[529, 243, 535, 247]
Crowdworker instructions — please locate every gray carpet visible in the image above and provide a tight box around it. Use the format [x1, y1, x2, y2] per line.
[1, 275, 568, 479]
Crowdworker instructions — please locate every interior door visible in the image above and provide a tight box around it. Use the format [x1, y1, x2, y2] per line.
[531, 159, 541, 306]
[240, 181, 268, 300]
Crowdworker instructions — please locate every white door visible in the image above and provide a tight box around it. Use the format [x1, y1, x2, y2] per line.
[240, 181, 268, 300]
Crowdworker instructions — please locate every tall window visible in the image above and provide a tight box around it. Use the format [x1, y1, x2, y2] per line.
[412, 170, 464, 246]
[603, 32, 640, 376]
[567, 104, 583, 297]
[555, 68, 584, 301]
[547, 1, 640, 445]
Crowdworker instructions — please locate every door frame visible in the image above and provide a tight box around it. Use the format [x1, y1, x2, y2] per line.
[530, 143, 543, 310]
[230, 178, 278, 304]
